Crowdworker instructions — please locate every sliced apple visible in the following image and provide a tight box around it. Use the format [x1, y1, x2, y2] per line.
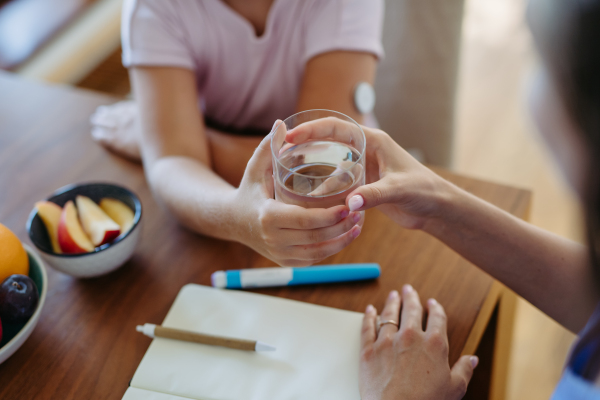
[58, 201, 95, 253]
[35, 201, 63, 254]
[99, 198, 134, 234]
[75, 195, 120, 246]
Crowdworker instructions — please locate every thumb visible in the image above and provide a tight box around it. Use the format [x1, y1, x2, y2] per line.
[450, 355, 478, 397]
[346, 176, 400, 211]
[246, 120, 280, 180]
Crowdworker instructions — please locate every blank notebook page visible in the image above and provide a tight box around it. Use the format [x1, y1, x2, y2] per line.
[127, 284, 363, 400]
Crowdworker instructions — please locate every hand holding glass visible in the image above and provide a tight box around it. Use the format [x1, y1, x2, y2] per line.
[271, 110, 366, 215]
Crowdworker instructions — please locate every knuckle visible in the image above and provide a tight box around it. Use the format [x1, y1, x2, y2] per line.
[397, 326, 419, 347]
[261, 233, 276, 247]
[426, 331, 448, 354]
[308, 229, 321, 243]
[368, 185, 385, 204]
[377, 334, 394, 349]
[258, 209, 272, 229]
[328, 211, 341, 225]
[373, 129, 388, 139]
[297, 216, 310, 229]
[310, 248, 327, 262]
[360, 345, 375, 362]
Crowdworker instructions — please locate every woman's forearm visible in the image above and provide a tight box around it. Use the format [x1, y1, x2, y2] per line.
[147, 155, 241, 242]
[424, 183, 597, 332]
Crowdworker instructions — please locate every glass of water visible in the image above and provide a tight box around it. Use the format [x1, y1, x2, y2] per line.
[270, 110, 366, 212]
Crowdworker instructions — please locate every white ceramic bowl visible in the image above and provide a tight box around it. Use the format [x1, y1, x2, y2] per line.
[0, 244, 48, 364]
[26, 182, 142, 278]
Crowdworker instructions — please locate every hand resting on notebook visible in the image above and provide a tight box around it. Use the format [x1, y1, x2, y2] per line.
[359, 286, 477, 400]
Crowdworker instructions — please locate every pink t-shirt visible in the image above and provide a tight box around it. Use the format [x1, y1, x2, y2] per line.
[121, 0, 384, 132]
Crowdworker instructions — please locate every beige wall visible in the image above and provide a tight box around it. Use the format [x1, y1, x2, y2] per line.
[375, 0, 465, 167]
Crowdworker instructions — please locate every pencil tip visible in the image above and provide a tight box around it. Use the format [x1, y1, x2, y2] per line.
[255, 342, 276, 352]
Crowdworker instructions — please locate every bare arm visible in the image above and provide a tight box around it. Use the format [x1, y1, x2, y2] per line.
[131, 67, 237, 239]
[296, 51, 378, 123]
[425, 182, 596, 332]
[286, 120, 599, 331]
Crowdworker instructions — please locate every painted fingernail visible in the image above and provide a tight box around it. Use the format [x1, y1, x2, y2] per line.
[366, 304, 375, 314]
[470, 356, 479, 368]
[389, 290, 399, 299]
[348, 195, 364, 211]
[351, 226, 361, 239]
[340, 209, 349, 219]
[403, 284, 413, 294]
[351, 212, 361, 223]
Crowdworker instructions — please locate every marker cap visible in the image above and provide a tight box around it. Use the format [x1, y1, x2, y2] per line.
[211, 271, 227, 288]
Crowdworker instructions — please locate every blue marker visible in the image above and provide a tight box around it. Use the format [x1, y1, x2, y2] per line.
[211, 263, 381, 289]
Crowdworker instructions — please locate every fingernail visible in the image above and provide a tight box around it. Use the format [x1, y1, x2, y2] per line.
[366, 304, 375, 314]
[348, 195, 364, 211]
[351, 212, 361, 223]
[271, 120, 280, 131]
[351, 226, 361, 239]
[389, 290, 399, 299]
[470, 356, 479, 368]
[428, 298, 437, 306]
[340, 209, 349, 219]
[403, 284, 413, 294]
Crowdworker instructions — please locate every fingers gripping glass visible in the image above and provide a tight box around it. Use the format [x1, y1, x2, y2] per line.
[270, 110, 366, 209]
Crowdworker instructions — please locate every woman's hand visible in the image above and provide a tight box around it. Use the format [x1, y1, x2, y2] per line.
[231, 132, 361, 267]
[285, 118, 458, 230]
[360, 286, 478, 400]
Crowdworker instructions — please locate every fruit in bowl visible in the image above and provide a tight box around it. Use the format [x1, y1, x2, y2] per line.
[0, 224, 46, 364]
[36, 196, 134, 254]
[0, 275, 39, 324]
[27, 183, 142, 278]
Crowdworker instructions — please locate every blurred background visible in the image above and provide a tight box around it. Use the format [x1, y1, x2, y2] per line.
[0, 0, 580, 398]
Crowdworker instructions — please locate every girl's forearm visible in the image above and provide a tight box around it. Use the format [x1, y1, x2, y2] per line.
[146, 155, 242, 242]
[423, 184, 597, 332]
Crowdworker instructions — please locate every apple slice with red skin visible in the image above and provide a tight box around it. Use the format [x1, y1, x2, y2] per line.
[99, 198, 134, 235]
[35, 201, 62, 254]
[58, 201, 95, 253]
[75, 196, 120, 247]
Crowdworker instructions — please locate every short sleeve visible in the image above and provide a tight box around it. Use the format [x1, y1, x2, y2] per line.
[121, 0, 195, 70]
[303, 0, 384, 64]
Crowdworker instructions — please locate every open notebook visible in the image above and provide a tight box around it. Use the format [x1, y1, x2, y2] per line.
[122, 284, 364, 400]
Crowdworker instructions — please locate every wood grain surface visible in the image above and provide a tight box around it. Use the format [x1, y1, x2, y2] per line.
[0, 72, 531, 400]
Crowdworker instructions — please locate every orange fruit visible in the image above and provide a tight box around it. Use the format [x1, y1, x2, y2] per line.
[0, 223, 29, 284]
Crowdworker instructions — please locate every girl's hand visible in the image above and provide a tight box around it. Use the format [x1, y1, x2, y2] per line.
[285, 118, 458, 230]
[360, 286, 478, 400]
[232, 131, 361, 267]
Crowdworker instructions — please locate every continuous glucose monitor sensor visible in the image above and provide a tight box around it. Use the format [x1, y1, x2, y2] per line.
[353, 82, 376, 114]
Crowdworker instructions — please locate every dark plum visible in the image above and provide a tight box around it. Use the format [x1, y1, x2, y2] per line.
[0, 275, 38, 323]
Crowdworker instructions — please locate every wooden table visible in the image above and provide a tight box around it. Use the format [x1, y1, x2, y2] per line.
[0, 72, 530, 400]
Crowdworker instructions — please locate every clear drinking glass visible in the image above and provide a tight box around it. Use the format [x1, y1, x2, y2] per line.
[270, 110, 366, 213]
